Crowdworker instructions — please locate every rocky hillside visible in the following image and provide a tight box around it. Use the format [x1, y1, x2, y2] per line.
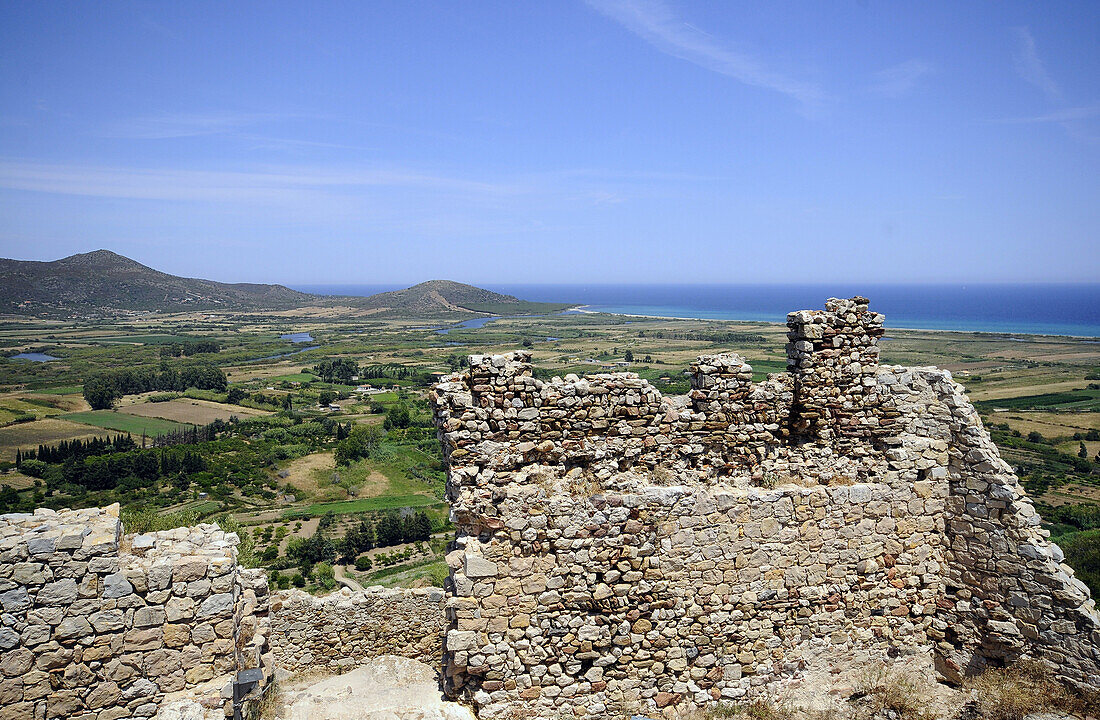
[353, 279, 565, 316]
[0, 250, 570, 317]
[0, 250, 313, 313]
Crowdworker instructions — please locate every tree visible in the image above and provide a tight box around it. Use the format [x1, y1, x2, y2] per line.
[83, 375, 118, 410]
[376, 512, 403, 547]
[1081, 442, 1090, 459]
[287, 530, 336, 574]
[383, 404, 410, 430]
[1027, 431, 1045, 444]
[334, 425, 384, 466]
[624, 350, 634, 362]
[404, 510, 432, 542]
[313, 562, 336, 591]
[318, 390, 336, 407]
[227, 387, 246, 404]
[340, 517, 375, 559]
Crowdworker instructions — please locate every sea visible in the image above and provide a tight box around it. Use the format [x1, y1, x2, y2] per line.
[292, 283, 1100, 338]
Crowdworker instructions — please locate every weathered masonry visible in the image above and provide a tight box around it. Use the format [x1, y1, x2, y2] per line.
[0, 505, 270, 720]
[0, 506, 447, 720]
[430, 297, 1100, 719]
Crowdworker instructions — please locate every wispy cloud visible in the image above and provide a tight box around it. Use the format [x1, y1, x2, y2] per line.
[998, 104, 1100, 124]
[1006, 28, 1097, 146]
[870, 59, 934, 98]
[0, 159, 518, 202]
[101, 112, 307, 140]
[584, 0, 823, 108]
[1012, 27, 1060, 101]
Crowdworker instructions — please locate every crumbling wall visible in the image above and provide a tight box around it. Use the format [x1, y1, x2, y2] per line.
[430, 297, 1100, 719]
[268, 586, 446, 673]
[0, 505, 272, 720]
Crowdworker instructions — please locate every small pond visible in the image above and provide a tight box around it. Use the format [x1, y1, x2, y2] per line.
[11, 353, 59, 362]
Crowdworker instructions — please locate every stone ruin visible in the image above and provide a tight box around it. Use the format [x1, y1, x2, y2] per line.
[0, 503, 448, 720]
[2, 296, 1098, 720]
[429, 297, 1100, 718]
[0, 504, 270, 720]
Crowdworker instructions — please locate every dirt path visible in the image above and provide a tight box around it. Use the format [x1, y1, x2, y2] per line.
[334, 564, 364, 591]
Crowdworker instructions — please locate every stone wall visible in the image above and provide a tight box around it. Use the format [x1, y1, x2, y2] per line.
[0, 505, 272, 720]
[268, 586, 446, 673]
[430, 297, 1100, 719]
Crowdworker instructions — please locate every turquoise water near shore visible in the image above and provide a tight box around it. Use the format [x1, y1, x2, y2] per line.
[293, 283, 1100, 337]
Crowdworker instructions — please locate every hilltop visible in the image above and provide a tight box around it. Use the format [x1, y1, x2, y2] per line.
[353, 279, 570, 317]
[0, 250, 313, 314]
[0, 251, 570, 317]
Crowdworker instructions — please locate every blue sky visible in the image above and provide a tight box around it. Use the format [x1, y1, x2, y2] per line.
[0, 1, 1097, 284]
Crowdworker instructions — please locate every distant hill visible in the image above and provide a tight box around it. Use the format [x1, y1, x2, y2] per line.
[0, 250, 313, 313]
[0, 251, 571, 317]
[354, 280, 569, 317]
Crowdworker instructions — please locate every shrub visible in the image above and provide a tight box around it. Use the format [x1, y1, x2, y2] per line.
[19, 459, 49, 478]
[354, 555, 373, 571]
[122, 507, 201, 534]
[291, 573, 305, 588]
[855, 665, 934, 720]
[313, 562, 335, 591]
[962, 660, 1089, 720]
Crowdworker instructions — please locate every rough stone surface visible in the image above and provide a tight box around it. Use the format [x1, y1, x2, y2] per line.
[269, 586, 446, 673]
[0, 504, 273, 719]
[429, 297, 1100, 719]
[276, 655, 476, 720]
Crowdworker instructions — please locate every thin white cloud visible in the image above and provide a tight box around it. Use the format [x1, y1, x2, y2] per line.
[102, 112, 306, 139]
[1006, 28, 1098, 146]
[999, 104, 1100, 124]
[585, 0, 823, 107]
[870, 59, 934, 98]
[0, 160, 518, 202]
[1012, 27, 1060, 101]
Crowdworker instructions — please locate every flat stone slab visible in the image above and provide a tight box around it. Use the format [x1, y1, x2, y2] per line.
[279, 655, 475, 720]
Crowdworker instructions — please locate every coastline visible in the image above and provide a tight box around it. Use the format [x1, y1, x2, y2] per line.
[571, 305, 1100, 340]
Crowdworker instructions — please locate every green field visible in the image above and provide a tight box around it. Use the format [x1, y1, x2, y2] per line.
[282, 494, 441, 519]
[93, 334, 215, 345]
[34, 385, 83, 395]
[976, 387, 1100, 412]
[267, 373, 316, 383]
[61, 411, 192, 437]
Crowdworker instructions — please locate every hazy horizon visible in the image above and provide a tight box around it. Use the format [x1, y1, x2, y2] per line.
[1, 2, 1098, 284]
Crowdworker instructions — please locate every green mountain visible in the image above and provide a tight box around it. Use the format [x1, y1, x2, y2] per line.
[354, 279, 568, 317]
[0, 251, 571, 317]
[0, 250, 313, 313]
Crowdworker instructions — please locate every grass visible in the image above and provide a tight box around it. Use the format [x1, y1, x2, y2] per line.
[266, 373, 316, 383]
[282, 494, 442, 519]
[34, 385, 83, 395]
[961, 660, 1094, 720]
[976, 387, 1100, 412]
[122, 398, 264, 424]
[121, 506, 204, 534]
[61, 410, 192, 437]
[0, 418, 105, 460]
[359, 556, 447, 588]
[93, 334, 213, 345]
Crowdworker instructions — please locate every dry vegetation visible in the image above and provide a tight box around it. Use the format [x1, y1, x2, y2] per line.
[685, 661, 1097, 720]
[0, 417, 103, 460]
[122, 398, 269, 424]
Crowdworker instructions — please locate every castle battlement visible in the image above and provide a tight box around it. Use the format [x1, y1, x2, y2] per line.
[430, 298, 1100, 719]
